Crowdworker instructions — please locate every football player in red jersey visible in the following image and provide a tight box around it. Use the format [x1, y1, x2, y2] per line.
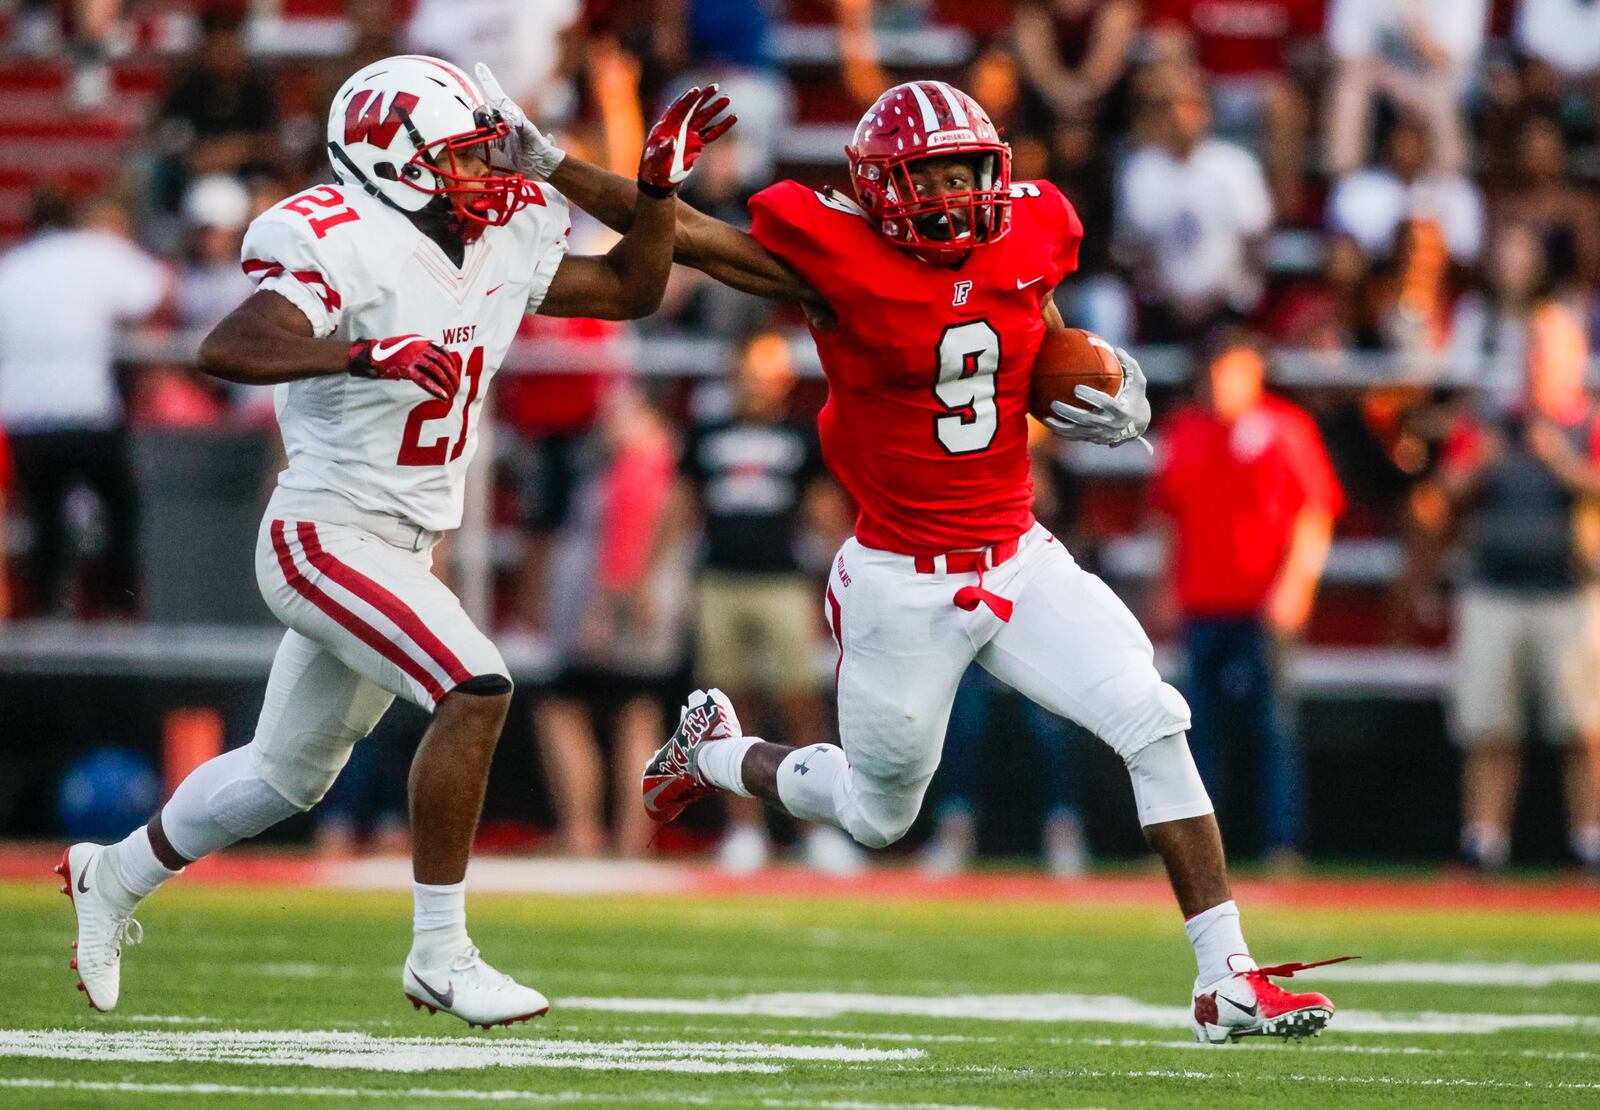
[482, 71, 1344, 1043]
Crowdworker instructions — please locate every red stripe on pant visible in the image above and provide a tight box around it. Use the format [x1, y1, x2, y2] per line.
[270, 520, 448, 704]
[826, 585, 844, 694]
[294, 521, 472, 686]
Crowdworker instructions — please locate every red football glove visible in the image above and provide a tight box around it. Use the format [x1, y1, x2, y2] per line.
[348, 336, 460, 401]
[637, 84, 736, 197]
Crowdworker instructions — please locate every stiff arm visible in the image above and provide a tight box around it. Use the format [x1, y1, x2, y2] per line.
[547, 156, 836, 324]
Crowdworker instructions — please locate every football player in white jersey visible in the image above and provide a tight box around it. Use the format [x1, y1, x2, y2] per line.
[55, 55, 733, 1028]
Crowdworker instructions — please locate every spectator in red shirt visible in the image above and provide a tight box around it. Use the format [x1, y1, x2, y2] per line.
[1155, 336, 1344, 862]
[1149, 0, 1324, 222]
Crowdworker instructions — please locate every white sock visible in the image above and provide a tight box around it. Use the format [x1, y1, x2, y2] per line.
[694, 738, 758, 797]
[109, 827, 182, 900]
[414, 880, 466, 931]
[1185, 900, 1254, 986]
[1572, 825, 1600, 867]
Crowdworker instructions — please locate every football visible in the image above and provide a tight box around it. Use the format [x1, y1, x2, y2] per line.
[1028, 328, 1123, 423]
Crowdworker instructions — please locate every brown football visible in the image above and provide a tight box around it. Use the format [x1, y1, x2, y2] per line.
[1028, 328, 1123, 423]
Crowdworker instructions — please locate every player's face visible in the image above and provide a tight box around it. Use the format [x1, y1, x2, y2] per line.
[429, 144, 503, 228]
[906, 157, 979, 241]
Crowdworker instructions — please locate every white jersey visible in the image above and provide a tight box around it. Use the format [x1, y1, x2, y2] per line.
[241, 180, 570, 532]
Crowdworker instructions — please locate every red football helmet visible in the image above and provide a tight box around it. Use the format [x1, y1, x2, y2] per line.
[845, 81, 1012, 262]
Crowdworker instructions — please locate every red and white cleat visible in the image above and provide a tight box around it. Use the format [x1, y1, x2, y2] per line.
[642, 688, 742, 823]
[1191, 956, 1355, 1043]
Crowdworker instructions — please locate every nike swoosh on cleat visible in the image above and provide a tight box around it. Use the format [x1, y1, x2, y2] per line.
[642, 777, 676, 808]
[1220, 995, 1259, 1018]
[77, 869, 89, 895]
[409, 968, 455, 1009]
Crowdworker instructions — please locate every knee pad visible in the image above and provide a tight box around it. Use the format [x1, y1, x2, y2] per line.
[1100, 674, 1192, 762]
[837, 763, 932, 850]
[1124, 732, 1213, 828]
[774, 743, 930, 851]
[840, 786, 924, 850]
[162, 744, 306, 861]
[452, 674, 513, 697]
[253, 737, 353, 811]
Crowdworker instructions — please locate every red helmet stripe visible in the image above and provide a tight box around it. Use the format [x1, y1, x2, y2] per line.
[395, 54, 480, 107]
[906, 81, 941, 132]
[934, 82, 970, 128]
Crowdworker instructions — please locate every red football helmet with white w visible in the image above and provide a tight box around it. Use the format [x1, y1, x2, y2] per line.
[845, 81, 1013, 262]
[325, 54, 535, 237]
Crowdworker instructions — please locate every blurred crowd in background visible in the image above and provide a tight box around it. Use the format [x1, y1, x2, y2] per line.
[2, 0, 1600, 878]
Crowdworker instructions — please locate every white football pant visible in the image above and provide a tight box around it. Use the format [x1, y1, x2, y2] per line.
[249, 489, 509, 808]
[797, 524, 1195, 849]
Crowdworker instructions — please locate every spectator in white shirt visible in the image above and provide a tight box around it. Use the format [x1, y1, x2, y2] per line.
[1517, 0, 1600, 81]
[1327, 114, 1485, 265]
[1324, 0, 1488, 176]
[1116, 71, 1274, 341]
[0, 190, 170, 616]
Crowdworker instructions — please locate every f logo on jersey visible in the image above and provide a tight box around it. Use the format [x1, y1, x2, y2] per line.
[952, 281, 973, 306]
[344, 90, 421, 148]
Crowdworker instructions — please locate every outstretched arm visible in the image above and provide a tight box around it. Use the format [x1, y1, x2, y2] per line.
[538, 84, 723, 320]
[477, 64, 826, 313]
[533, 179, 676, 320]
[200, 290, 461, 400]
[552, 156, 821, 305]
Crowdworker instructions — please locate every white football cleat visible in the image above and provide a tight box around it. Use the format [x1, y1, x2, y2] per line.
[1191, 956, 1353, 1043]
[56, 843, 143, 1012]
[403, 944, 550, 1029]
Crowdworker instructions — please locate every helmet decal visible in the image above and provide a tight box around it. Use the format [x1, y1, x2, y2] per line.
[343, 90, 421, 148]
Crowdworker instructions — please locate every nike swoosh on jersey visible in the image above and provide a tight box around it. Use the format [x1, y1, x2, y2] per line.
[1016, 277, 1043, 290]
[409, 967, 455, 1009]
[370, 336, 428, 361]
[485, 284, 504, 296]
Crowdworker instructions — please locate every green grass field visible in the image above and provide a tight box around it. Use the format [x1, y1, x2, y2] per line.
[5, 875, 1600, 1108]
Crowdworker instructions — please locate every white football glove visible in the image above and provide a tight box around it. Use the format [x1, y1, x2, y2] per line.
[1045, 346, 1153, 452]
[475, 63, 566, 180]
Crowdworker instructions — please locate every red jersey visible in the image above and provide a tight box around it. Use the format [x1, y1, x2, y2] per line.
[748, 180, 1083, 555]
[1154, 395, 1344, 616]
[1149, 0, 1323, 78]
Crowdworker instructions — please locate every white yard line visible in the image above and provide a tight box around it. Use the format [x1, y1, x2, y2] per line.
[2, 1081, 603, 1104]
[562, 992, 1600, 1036]
[592, 1022, 1600, 1062]
[955, 1066, 1600, 1092]
[0, 1079, 1064, 1110]
[0, 1030, 921, 1075]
